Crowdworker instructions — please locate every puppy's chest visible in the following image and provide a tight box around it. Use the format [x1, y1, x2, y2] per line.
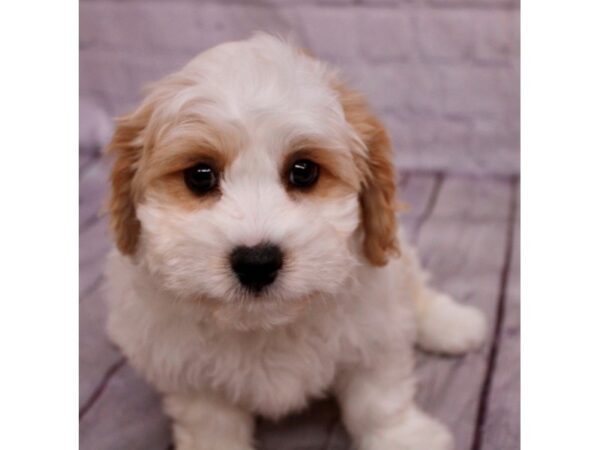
[184, 322, 341, 417]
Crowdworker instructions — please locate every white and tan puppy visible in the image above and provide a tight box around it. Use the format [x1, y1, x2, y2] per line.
[105, 34, 486, 450]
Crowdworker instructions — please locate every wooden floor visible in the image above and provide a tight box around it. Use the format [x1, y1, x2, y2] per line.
[79, 157, 520, 450]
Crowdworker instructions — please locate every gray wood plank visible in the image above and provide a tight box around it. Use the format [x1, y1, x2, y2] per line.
[400, 173, 439, 241]
[80, 216, 111, 297]
[80, 364, 171, 450]
[80, 158, 109, 230]
[402, 174, 437, 215]
[79, 175, 512, 450]
[79, 157, 119, 416]
[80, 97, 113, 157]
[412, 177, 513, 450]
[80, 286, 123, 411]
[401, 173, 439, 220]
[80, 152, 95, 172]
[480, 184, 520, 450]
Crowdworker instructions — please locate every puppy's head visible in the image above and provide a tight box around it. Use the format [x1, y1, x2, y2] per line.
[108, 34, 399, 330]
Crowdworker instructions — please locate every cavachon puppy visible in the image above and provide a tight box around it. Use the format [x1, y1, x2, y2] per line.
[105, 33, 487, 450]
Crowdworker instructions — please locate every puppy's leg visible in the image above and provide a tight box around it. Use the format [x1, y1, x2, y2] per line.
[403, 243, 487, 355]
[164, 391, 255, 450]
[335, 357, 453, 450]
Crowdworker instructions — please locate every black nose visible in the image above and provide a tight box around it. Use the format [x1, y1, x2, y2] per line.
[230, 244, 284, 293]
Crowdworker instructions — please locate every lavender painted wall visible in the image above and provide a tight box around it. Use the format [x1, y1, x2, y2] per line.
[80, 0, 520, 175]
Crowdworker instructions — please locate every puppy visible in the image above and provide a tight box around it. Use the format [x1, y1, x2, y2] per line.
[105, 34, 486, 450]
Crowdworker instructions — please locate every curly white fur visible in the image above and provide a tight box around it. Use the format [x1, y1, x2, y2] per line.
[105, 34, 486, 450]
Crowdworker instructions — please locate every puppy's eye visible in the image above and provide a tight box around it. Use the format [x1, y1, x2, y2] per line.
[184, 163, 218, 195]
[288, 159, 319, 188]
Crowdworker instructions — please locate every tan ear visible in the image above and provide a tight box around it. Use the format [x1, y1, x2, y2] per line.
[106, 106, 152, 255]
[335, 84, 400, 266]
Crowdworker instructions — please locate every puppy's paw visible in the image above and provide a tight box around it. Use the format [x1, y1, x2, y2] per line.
[417, 293, 487, 355]
[358, 407, 454, 450]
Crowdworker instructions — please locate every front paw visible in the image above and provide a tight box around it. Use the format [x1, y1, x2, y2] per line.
[417, 294, 487, 355]
[357, 407, 454, 450]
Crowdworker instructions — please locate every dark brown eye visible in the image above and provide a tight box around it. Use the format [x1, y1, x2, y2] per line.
[184, 163, 218, 195]
[288, 159, 319, 188]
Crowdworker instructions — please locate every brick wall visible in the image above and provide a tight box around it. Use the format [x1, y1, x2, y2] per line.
[80, 0, 520, 175]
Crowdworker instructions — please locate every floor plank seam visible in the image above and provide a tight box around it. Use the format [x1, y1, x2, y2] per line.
[412, 172, 445, 242]
[469, 176, 519, 450]
[79, 356, 126, 420]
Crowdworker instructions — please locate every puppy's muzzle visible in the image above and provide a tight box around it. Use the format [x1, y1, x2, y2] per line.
[230, 244, 283, 293]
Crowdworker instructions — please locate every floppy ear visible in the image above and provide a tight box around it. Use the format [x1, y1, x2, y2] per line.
[335, 84, 400, 266]
[106, 105, 152, 255]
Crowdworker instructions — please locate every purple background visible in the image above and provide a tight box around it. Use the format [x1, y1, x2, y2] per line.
[79, 0, 520, 175]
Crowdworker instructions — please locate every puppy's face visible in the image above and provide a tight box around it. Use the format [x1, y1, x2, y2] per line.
[108, 36, 399, 330]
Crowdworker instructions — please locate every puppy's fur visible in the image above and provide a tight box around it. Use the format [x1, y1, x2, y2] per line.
[105, 34, 486, 450]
